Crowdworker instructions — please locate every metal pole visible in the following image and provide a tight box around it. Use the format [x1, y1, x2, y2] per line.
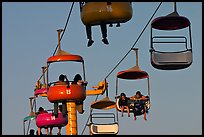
[66, 102, 77, 135]
[174, 2, 177, 13]
[133, 48, 139, 67]
[57, 29, 64, 51]
[115, 77, 118, 123]
[42, 66, 46, 86]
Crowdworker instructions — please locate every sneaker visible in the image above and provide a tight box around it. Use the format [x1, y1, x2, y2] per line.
[102, 38, 109, 45]
[87, 39, 94, 47]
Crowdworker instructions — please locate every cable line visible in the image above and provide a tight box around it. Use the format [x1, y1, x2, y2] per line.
[36, 2, 75, 83]
[53, 2, 75, 56]
[80, 3, 163, 134]
[28, 3, 75, 133]
[81, 95, 99, 135]
[104, 2, 162, 80]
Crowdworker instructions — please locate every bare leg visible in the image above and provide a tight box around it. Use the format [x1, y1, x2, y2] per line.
[126, 106, 130, 117]
[144, 109, 147, 120]
[37, 128, 41, 135]
[45, 128, 49, 135]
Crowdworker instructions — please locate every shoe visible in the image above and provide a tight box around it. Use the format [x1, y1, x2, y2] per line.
[57, 132, 61, 135]
[102, 38, 109, 45]
[134, 117, 137, 120]
[116, 23, 120, 27]
[109, 23, 113, 27]
[87, 39, 94, 47]
[121, 114, 124, 117]
[128, 114, 130, 117]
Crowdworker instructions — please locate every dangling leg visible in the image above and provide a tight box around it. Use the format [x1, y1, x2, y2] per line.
[76, 101, 84, 114]
[121, 106, 124, 117]
[85, 25, 94, 47]
[45, 127, 49, 135]
[143, 108, 147, 120]
[126, 106, 130, 117]
[57, 127, 62, 135]
[100, 24, 109, 45]
[49, 127, 53, 135]
[133, 107, 137, 120]
[62, 101, 67, 117]
[37, 128, 41, 135]
[54, 102, 58, 117]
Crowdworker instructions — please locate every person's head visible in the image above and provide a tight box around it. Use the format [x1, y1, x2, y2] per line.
[120, 92, 126, 98]
[59, 74, 66, 82]
[38, 106, 44, 112]
[59, 105, 62, 112]
[136, 91, 142, 98]
[74, 74, 82, 82]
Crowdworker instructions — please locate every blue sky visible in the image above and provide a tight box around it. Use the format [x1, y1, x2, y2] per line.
[2, 2, 202, 135]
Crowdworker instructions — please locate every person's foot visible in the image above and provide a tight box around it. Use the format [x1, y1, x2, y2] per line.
[87, 39, 94, 47]
[121, 114, 124, 117]
[144, 112, 147, 120]
[57, 132, 61, 135]
[128, 114, 130, 117]
[102, 38, 109, 45]
[81, 110, 85, 114]
[134, 117, 137, 120]
[144, 117, 147, 120]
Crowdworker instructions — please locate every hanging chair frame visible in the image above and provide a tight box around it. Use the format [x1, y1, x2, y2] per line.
[88, 112, 119, 135]
[150, 2, 193, 70]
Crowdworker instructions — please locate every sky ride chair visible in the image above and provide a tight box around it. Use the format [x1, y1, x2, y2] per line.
[46, 29, 87, 135]
[87, 80, 118, 135]
[23, 66, 68, 135]
[80, 2, 133, 27]
[115, 48, 151, 118]
[88, 112, 119, 135]
[150, 2, 193, 70]
[86, 80, 108, 96]
[23, 66, 48, 135]
[79, 2, 133, 46]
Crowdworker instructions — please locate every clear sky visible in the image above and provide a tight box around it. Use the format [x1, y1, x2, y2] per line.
[2, 2, 202, 135]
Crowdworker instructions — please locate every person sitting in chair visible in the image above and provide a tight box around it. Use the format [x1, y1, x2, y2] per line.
[130, 91, 149, 121]
[119, 92, 130, 117]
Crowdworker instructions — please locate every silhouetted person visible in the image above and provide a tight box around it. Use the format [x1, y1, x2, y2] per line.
[119, 92, 130, 117]
[130, 91, 149, 121]
[36, 107, 49, 135]
[72, 74, 87, 114]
